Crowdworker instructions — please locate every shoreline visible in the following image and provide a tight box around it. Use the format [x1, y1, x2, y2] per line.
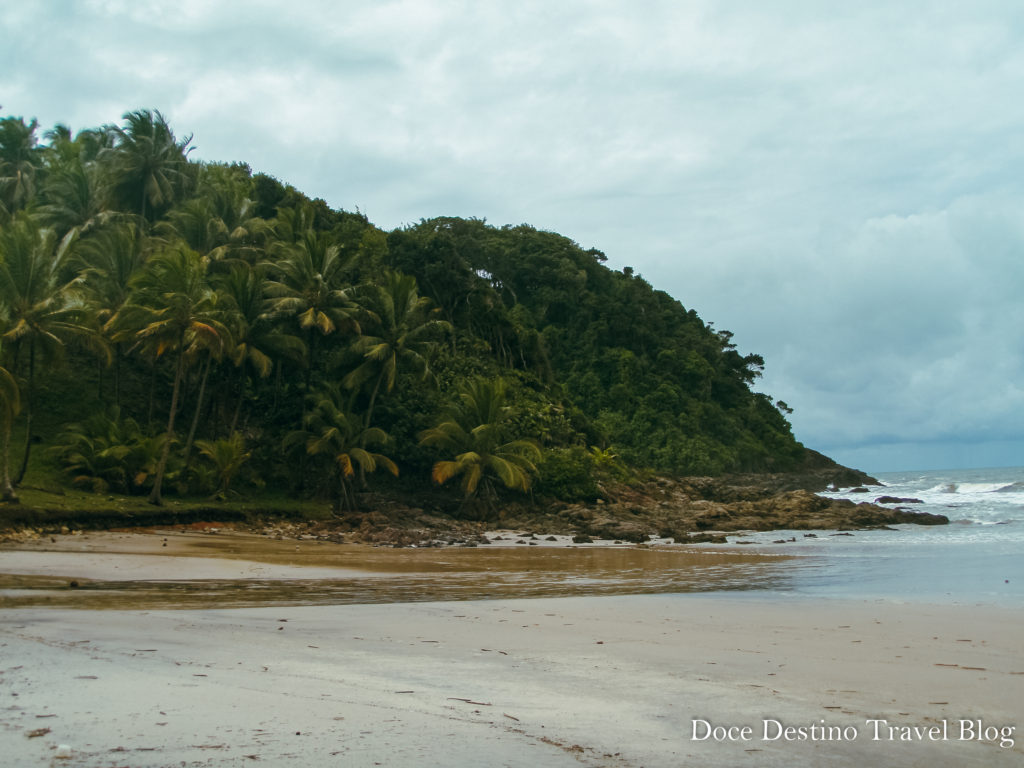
[2, 529, 1021, 766]
[3, 526, 1021, 609]
[1, 529, 797, 610]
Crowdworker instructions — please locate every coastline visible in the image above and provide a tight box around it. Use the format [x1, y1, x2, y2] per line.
[2, 529, 1022, 766]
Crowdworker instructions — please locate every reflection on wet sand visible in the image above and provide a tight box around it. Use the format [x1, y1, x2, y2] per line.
[0, 532, 802, 609]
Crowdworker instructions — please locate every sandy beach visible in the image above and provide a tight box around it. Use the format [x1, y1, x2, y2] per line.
[2, 533, 1022, 767]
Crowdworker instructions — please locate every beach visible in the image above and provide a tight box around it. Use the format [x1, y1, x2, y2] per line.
[2, 531, 1022, 767]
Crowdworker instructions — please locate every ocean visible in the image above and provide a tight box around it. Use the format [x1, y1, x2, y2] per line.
[723, 466, 1024, 604]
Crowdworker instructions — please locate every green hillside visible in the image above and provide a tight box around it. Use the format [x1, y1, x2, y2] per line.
[0, 108, 808, 516]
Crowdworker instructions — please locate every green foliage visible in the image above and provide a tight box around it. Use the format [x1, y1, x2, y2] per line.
[51, 407, 163, 495]
[534, 446, 599, 501]
[0, 107, 813, 514]
[419, 378, 542, 509]
[284, 385, 398, 512]
[195, 432, 253, 497]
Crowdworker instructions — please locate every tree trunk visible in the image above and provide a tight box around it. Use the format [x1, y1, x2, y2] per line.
[14, 341, 35, 486]
[306, 329, 317, 394]
[114, 343, 122, 408]
[230, 363, 246, 434]
[149, 343, 185, 506]
[147, 353, 158, 426]
[1, 410, 16, 502]
[364, 366, 387, 430]
[182, 354, 212, 466]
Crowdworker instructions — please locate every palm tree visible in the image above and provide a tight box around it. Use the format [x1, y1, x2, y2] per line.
[344, 270, 450, 430]
[179, 289, 231, 466]
[195, 432, 251, 498]
[0, 116, 43, 217]
[39, 157, 110, 241]
[284, 385, 397, 513]
[111, 242, 222, 504]
[216, 264, 305, 431]
[0, 358, 21, 501]
[0, 213, 96, 484]
[263, 228, 359, 389]
[71, 220, 149, 404]
[419, 378, 541, 509]
[100, 109, 194, 222]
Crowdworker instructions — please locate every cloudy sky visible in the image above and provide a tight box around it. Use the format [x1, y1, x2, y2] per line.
[4, 1, 1023, 472]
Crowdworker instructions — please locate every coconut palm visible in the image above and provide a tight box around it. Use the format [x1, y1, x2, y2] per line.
[284, 384, 397, 513]
[179, 289, 231, 466]
[0, 359, 21, 501]
[216, 263, 305, 431]
[418, 378, 541, 508]
[263, 228, 359, 389]
[0, 213, 96, 484]
[0, 116, 43, 217]
[111, 242, 223, 504]
[38, 157, 110, 241]
[195, 432, 251, 498]
[71, 219, 149, 404]
[344, 270, 450, 430]
[100, 109, 194, 222]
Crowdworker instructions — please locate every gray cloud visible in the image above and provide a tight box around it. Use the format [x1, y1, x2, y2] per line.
[4, 0, 1023, 471]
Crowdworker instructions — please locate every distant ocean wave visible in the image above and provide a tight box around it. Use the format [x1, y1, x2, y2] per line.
[926, 482, 1018, 494]
[824, 466, 1024, 529]
[736, 466, 1024, 602]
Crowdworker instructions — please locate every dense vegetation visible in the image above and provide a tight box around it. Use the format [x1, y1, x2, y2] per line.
[0, 108, 807, 515]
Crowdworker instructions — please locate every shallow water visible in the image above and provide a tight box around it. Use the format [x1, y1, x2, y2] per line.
[0, 542, 798, 610]
[724, 466, 1024, 604]
[5, 465, 1022, 610]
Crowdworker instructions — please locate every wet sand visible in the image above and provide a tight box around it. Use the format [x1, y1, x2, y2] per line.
[0, 530, 797, 609]
[2, 532, 1022, 766]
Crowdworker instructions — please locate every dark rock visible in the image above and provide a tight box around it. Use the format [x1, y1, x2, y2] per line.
[572, 534, 594, 543]
[875, 496, 924, 504]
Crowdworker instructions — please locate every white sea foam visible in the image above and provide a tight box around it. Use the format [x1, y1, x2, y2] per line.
[824, 467, 1024, 527]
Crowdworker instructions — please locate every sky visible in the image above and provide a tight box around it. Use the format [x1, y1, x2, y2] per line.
[3, 0, 1023, 473]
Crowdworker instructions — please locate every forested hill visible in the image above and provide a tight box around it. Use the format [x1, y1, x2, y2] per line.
[0, 109, 811, 511]
[386, 218, 803, 476]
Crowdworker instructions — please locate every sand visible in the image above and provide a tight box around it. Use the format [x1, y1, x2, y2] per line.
[1, 533, 1022, 767]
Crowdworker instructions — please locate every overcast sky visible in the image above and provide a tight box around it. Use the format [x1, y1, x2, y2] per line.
[4, 1, 1023, 473]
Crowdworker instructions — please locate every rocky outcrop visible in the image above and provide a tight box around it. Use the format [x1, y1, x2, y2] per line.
[555, 475, 947, 542]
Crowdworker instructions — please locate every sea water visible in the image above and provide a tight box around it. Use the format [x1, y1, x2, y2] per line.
[4, 468, 1020, 609]
[725, 466, 1024, 604]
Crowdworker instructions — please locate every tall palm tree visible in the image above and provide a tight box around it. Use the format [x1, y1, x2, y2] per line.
[263, 228, 359, 389]
[111, 242, 222, 504]
[157, 171, 269, 273]
[73, 219, 149, 404]
[100, 109, 194, 223]
[0, 213, 95, 484]
[0, 116, 44, 217]
[0, 357, 21, 501]
[216, 264, 305, 431]
[284, 385, 397, 513]
[419, 378, 541, 508]
[344, 270, 450, 430]
[179, 289, 231, 466]
[39, 157, 110, 241]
